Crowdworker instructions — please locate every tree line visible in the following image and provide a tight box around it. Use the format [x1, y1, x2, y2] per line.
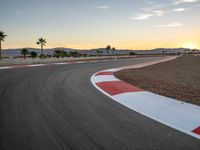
[20, 48, 85, 60]
[0, 32, 86, 60]
[0, 31, 122, 60]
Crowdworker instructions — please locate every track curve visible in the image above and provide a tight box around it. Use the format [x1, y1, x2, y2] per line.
[0, 57, 199, 150]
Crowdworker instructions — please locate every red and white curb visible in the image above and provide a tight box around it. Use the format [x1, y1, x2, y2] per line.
[0, 63, 64, 70]
[91, 56, 200, 140]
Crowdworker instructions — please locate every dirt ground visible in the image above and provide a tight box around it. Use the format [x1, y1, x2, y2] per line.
[115, 56, 200, 106]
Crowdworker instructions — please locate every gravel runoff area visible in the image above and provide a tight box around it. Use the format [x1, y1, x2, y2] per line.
[115, 56, 200, 106]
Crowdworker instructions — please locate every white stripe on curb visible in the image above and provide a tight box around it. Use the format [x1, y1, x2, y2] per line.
[0, 66, 12, 70]
[113, 92, 200, 139]
[90, 56, 200, 139]
[91, 75, 119, 83]
[28, 64, 46, 67]
[54, 62, 69, 65]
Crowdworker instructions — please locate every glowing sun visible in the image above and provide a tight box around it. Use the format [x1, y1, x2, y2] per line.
[182, 42, 198, 49]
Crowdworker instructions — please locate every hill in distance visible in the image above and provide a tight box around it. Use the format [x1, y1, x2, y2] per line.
[1, 47, 199, 57]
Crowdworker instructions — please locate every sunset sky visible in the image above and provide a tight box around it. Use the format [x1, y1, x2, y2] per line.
[1, 0, 200, 50]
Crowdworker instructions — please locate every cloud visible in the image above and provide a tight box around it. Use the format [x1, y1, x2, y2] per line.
[156, 23, 183, 27]
[133, 14, 153, 20]
[173, 0, 199, 5]
[132, 10, 163, 20]
[96, 5, 110, 10]
[172, 7, 190, 12]
[141, 3, 165, 12]
[146, 1, 156, 4]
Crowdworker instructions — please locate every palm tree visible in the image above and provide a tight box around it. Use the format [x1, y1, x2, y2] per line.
[112, 47, 116, 55]
[20, 48, 29, 59]
[36, 38, 47, 54]
[30, 51, 38, 62]
[106, 45, 111, 55]
[0, 31, 7, 60]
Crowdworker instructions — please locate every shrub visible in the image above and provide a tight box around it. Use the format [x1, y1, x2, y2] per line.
[39, 54, 46, 59]
[129, 52, 136, 55]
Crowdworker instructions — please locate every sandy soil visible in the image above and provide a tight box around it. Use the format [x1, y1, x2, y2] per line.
[115, 56, 200, 106]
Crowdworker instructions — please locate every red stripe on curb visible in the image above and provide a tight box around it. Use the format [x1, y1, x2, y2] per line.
[96, 81, 143, 96]
[95, 72, 114, 76]
[192, 127, 200, 135]
[46, 63, 56, 66]
[10, 65, 29, 68]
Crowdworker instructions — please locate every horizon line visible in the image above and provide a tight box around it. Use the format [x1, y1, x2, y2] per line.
[2, 47, 200, 51]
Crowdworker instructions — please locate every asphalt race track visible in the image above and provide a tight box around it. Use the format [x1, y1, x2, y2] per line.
[0, 57, 199, 150]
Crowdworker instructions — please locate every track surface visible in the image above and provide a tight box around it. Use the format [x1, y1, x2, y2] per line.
[0, 57, 199, 150]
